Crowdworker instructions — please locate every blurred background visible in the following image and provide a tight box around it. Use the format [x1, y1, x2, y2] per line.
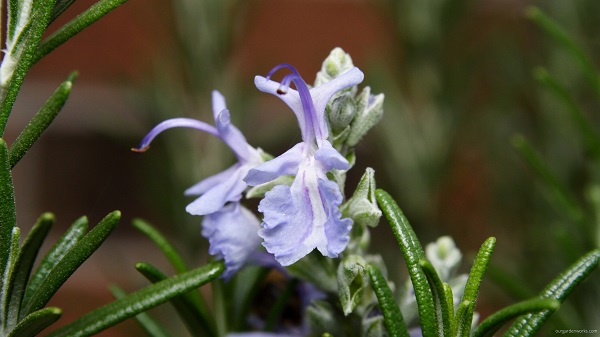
[4, 0, 600, 335]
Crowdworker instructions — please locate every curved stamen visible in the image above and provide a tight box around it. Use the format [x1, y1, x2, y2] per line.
[132, 117, 219, 152]
[276, 73, 295, 94]
[266, 63, 299, 80]
[266, 64, 325, 146]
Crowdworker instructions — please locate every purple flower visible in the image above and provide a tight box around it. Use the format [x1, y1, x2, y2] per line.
[202, 203, 261, 279]
[244, 64, 364, 266]
[133, 90, 263, 278]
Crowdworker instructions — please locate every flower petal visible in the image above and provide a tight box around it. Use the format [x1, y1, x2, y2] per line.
[257, 160, 351, 266]
[309, 67, 364, 121]
[202, 203, 261, 279]
[257, 184, 315, 266]
[319, 177, 352, 256]
[211, 90, 227, 120]
[186, 164, 248, 215]
[254, 75, 308, 141]
[244, 143, 305, 186]
[184, 164, 240, 196]
[314, 140, 350, 171]
[216, 109, 253, 162]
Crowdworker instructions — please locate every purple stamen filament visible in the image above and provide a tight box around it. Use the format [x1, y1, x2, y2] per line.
[132, 117, 219, 152]
[266, 64, 324, 146]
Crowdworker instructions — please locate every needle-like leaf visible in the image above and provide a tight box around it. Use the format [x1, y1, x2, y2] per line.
[6, 307, 61, 337]
[0, 139, 16, 279]
[375, 189, 436, 337]
[456, 237, 496, 337]
[505, 249, 600, 336]
[5, 214, 54, 328]
[135, 262, 215, 337]
[9, 73, 76, 168]
[367, 264, 410, 337]
[22, 211, 119, 316]
[472, 298, 559, 337]
[109, 286, 173, 337]
[21, 216, 87, 313]
[46, 261, 224, 337]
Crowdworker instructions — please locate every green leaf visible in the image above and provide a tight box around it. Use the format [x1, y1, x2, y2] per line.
[533, 67, 600, 161]
[0, 139, 16, 279]
[454, 300, 474, 337]
[443, 283, 455, 334]
[109, 286, 173, 337]
[21, 216, 88, 312]
[135, 262, 215, 337]
[375, 189, 436, 337]
[9, 73, 76, 168]
[486, 265, 535, 301]
[0, 0, 57, 135]
[46, 261, 224, 337]
[526, 6, 600, 99]
[132, 219, 213, 329]
[22, 211, 119, 316]
[229, 266, 270, 330]
[132, 219, 188, 273]
[6, 0, 22, 41]
[472, 298, 559, 337]
[49, 0, 78, 24]
[456, 237, 495, 337]
[338, 255, 369, 315]
[366, 264, 410, 337]
[419, 259, 452, 337]
[505, 249, 600, 336]
[33, 0, 129, 65]
[6, 307, 62, 337]
[2, 227, 21, 329]
[512, 135, 584, 223]
[5, 214, 54, 329]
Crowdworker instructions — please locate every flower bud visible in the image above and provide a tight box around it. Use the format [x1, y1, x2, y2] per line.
[342, 168, 382, 228]
[425, 236, 462, 281]
[347, 86, 384, 147]
[327, 92, 357, 133]
[315, 47, 355, 86]
[338, 255, 369, 315]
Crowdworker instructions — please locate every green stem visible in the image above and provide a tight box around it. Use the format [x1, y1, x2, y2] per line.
[0, 0, 57, 135]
